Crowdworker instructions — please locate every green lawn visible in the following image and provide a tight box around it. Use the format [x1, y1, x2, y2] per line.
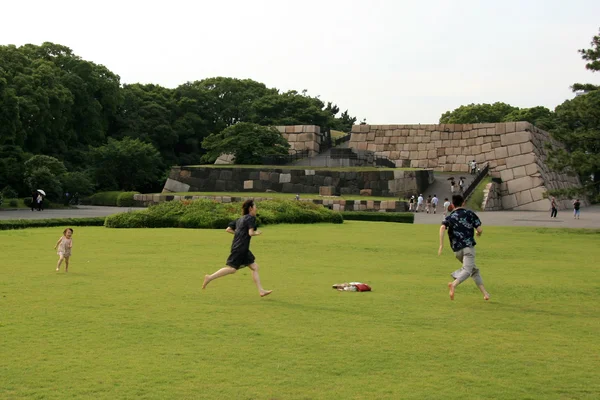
[1, 223, 599, 399]
[163, 191, 405, 201]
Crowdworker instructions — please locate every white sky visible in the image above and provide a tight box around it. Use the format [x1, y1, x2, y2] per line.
[2, 0, 599, 124]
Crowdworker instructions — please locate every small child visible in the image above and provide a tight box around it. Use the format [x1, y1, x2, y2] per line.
[573, 199, 581, 219]
[54, 228, 73, 272]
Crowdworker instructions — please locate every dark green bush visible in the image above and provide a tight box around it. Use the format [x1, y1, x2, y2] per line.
[340, 211, 414, 224]
[0, 217, 106, 230]
[116, 192, 140, 207]
[105, 199, 343, 229]
[87, 191, 125, 206]
[1, 185, 18, 199]
[9, 199, 18, 207]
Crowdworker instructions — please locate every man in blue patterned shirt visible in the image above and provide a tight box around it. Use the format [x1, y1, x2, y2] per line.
[438, 194, 490, 301]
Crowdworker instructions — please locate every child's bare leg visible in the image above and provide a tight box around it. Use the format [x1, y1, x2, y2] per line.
[64, 257, 69, 273]
[248, 263, 272, 297]
[202, 266, 236, 289]
[56, 255, 64, 271]
[448, 280, 458, 300]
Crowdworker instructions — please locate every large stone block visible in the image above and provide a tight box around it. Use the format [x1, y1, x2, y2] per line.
[506, 153, 536, 169]
[501, 194, 518, 209]
[500, 169, 513, 182]
[530, 186, 546, 202]
[500, 131, 531, 146]
[164, 178, 190, 193]
[512, 198, 551, 211]
[507, 176, 534, 194]
[520, 141, 534, 154]
[279, 173, 291, 183]
[481, 143, 492, 153]
[515, 189, 533, 205]
[494, 146, 508, 159]
[525, 163, 539, 176]
[512, 166, 526, 179]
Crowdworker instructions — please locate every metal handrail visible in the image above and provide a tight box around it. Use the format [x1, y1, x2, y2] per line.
[463, 163, 490, 200]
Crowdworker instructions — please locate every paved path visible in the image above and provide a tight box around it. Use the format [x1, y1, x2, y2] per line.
[0, 205, 145, 220]
[1, 205, 598, 229]
[414, 205, 600, 229]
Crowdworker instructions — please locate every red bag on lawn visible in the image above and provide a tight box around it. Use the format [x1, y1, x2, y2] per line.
[354, 283, 371, 292]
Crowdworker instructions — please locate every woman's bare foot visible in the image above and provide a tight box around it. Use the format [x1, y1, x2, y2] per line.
[202, 275, 210, 289]
[448, 282, 455, 300]
[260, 290, 273, 297]
[484, 293, 490, 301]
[56, 268, 59, 272]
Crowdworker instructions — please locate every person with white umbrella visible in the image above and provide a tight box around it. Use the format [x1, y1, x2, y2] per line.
[36, 189, 45, 211]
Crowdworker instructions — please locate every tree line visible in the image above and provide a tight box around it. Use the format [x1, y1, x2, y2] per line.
[0, 42, 357, 200]
[439, 28, 600, 201]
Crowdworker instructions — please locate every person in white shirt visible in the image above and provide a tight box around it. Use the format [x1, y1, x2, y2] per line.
[416, 194, 424, 212]
[470, 160, 477, 174]
[431, 195, 439, 214]
[443, 197, 451, 216]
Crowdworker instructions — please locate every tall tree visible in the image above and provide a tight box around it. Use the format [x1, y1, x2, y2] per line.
[547, 28, 600, 200]
[201, 122, 290, 165]
[439, 102, 518, 124]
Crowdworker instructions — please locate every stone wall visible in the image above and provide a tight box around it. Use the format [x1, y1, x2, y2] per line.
[162, 166, 434, 198]
[349, 122, 584, 210]
[134, 193, 408, 212]
[276, 125, 323, 157]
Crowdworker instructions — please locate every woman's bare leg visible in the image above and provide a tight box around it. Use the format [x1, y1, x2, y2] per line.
[202, 266, 236, 289]
[248, 263, 272, 297]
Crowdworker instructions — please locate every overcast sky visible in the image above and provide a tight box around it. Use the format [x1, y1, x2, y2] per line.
[2, 0, 599, 124]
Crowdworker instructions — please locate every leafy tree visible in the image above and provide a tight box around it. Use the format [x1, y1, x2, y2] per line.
[89, 137, 163, 191]
[503, 106, 555, 130]
[24, 155, 67, 177]
[201, 122, 290, 164]
[547, 28, 600, 201]
[440, 102, 518, 123]
[25, 167, 63, 201]
[0, 145, 28, 195]
[60, 172, 94, 196]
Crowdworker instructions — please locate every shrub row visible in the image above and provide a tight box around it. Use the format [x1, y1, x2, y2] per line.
[340, 211, 414, 224]
[105, 199, 344, 229]
[86, 191, 139, 206]
[0, 217, 106, 230]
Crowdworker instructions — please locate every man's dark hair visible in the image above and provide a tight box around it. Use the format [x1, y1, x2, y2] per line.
[452, 194, 464, 208]
[242, 199, 255, 215]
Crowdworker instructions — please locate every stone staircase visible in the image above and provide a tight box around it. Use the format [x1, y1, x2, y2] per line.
[420, 172, 478, 202]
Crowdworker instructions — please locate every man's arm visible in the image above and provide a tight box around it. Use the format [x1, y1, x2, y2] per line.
[476, 226, 482, 237]
[226, 227, 235, 234]
[438, 225, 446, 255]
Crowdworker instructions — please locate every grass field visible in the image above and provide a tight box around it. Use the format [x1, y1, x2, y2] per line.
[1, 223, 599, 399]
[466, 177, 492, 211]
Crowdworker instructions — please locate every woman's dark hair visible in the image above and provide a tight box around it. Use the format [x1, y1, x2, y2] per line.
[242, 200, 255, 215]
[63, 228, 73, 235]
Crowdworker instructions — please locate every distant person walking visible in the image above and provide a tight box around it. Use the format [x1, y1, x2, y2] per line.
[431, 195, 439, 214]
[550, 196, 558, 218]
[438, 194, 490, 301]
[470, 160, 477, 175]
[573, 199, 581, 219]
[458, 178, 465, 194]
[443, 198, 451, 217]
[450, 179, 456, 194]
[416, 194, 424, 212]
[426, 195, 432, 214]
[409, 196, 415, 212]
[202, 199, 272, 297]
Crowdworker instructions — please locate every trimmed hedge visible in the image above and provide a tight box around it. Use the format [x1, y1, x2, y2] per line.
[0, 217, 106, 230]
[116, 192, 140, 207]
[87, 192, 126, 206]
[340, 211, 414, 224]
[105, 199, 344, 229]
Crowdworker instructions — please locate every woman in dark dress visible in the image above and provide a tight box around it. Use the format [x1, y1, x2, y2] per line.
[202, 199, 272, 297]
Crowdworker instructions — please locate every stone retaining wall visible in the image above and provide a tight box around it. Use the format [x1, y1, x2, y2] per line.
[133, 194, 408, 212]
[277, 125, 323, 157]
[162, 167, 434, 198]
[349, 122, 585, 210]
